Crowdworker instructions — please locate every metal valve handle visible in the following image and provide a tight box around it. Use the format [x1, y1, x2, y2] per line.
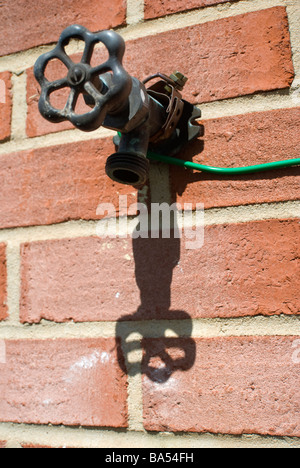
[34, 25, 132, 131]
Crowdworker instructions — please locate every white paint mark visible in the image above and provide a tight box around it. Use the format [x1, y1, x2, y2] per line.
[43, 399, 53, 406]
[100, 352, 110, 364]
[153, 376, 178, 389]
[63, 349, 111, 383]
[70, 350, 101, 371]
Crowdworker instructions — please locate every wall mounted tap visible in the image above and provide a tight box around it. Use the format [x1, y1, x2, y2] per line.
[34, 25, 202, 187]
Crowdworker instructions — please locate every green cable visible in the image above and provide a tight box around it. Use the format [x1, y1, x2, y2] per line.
[147, 151, 300, 175]
[117, 134, 300, 175]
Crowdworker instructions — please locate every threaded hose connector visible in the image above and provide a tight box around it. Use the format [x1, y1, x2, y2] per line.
[105, 152, 150, 187]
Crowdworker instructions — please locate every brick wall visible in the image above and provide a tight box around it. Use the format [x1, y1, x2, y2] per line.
[0, 0, 299, 449]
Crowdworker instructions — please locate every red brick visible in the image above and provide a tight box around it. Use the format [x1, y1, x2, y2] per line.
[0, 0, 126, 57]
[0, 244, 8, 321]
[124, 7, 293, 104]
[0, 338, 128, 427]
[143, 336, 300, 436]
[171, 107, 300, 209]
[0, 72, 12, 142]
[173, 219, 300, 319]
[20, 219, 299, 323]
[0, 138, 138, 229]
[20, 236, 138, 323]
[26, 7, 294, 138]
[145, 0, 239, 20]
[22, 444, 55, 448]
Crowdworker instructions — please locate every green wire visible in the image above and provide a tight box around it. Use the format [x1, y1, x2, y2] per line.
[117, 133, 300, 175]
[147, 151, 300, 175]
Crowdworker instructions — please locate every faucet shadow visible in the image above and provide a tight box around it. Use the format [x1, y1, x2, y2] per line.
[115, 126, 206, 383]
[115, 215, 196, 384]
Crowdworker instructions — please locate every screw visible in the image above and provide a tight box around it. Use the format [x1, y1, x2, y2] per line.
[68, 64, 87, 86]
[72, 66, 85, 84]
[169, 71, 188, 90]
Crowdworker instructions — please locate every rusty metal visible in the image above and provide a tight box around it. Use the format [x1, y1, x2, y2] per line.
[143, 74, 185, 143]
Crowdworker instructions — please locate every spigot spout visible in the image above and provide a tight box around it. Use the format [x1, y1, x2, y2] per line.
[105, 88, 168, 187]
[105, 124, 151, 187]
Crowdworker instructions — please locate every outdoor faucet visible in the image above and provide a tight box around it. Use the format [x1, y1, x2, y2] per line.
[34, 25, 202, 187]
